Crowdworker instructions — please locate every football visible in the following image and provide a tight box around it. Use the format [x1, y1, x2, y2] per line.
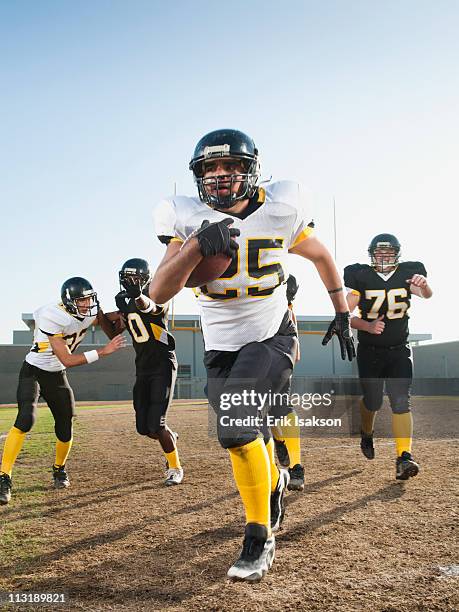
[185, 253, 232, 288]
[104, 310, 126, 334]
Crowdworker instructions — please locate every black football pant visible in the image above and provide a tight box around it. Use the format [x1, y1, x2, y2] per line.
[15, 361, 75, 442]
[133, 353, 177, 436]
[357, 344, 413, 414]
[205, 334, 295, 449]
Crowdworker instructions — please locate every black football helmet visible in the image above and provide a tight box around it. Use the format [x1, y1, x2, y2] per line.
[119, 258, 151, 294]
[368, 233, 401, 273]
[286, 274, 299, 305]
[189, 129, 260, 209]
[61, 277, 99, 317]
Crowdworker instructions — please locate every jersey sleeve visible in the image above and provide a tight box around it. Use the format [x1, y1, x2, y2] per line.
[289, 183, 315, 249]
[402, 261, 427, 279]
[413, 261, 427, 277]
[344, 264, 361, 296]
[154, 198, 183, 246]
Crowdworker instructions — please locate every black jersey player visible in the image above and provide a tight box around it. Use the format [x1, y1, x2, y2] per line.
[345, 234, 432, 480]
[115, 258, 182, 486]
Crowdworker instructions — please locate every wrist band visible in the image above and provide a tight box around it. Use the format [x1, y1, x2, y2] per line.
[84, 350, 99, 364]
[137, 297, 156, 313]
[328, 287, 343, 294]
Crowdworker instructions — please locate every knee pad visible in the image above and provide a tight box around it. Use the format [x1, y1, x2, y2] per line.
[391, 402, 411, 415]
[270, 402, 292, 419]
[14, 411, 35, 433]
[218, 432, 259, 450]
[361, 397, 382, 413]
[146, 424, 167, 439]
[54, 416, 73, 443]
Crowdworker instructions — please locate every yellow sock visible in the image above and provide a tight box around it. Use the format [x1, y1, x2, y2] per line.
[360, 400, 377, 436]
[392, 412, 413, 456]
[54, 439, 73, 467]
[265, 438, 280, 492]
[281, 411, 301, 468]
[228, 437, 271, 531]
[0, 427, 27, 477]
[164, 448, 181, 470]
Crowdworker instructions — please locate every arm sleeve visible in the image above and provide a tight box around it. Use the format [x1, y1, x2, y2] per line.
[415, 262, 427, 277]
[344, 265, 361, 296]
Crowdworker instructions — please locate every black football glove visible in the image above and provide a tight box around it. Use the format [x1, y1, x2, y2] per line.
[122, 277, 142, 299]
[322, 312, 356, 361]
[195, 218, 240, 258]
[286, 274, 299, 304]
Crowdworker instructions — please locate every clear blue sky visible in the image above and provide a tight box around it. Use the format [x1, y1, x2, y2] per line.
[1, 1, 457, 343]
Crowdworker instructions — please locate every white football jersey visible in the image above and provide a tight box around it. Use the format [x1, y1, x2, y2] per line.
[25, 303, 96, 372]
[155, 181, 313, 351]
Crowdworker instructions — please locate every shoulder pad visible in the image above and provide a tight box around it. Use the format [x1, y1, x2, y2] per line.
[400, 261, 427, 276]
[36, 304, 70, 325]
[264, 181, 305, 209]
[35, 304, 70, 335]
[344, 263, 369, 274]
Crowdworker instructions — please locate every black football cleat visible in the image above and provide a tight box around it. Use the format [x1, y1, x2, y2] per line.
[288, 463, 305, 491]
[53, 465, 70, 489]
[396, 452, 419, 480]
[227, 523, 275, 582]
[274, 439, 290, 468]
[0, 473, 12, 505]
[270, 469, 289, 532]
[360, 432, 375, 460]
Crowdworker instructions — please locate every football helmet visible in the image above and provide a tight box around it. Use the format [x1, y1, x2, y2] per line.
[368, 233, 401, 273]
[61, 277, 99, 317]
[119, 258, 151, 293]
[189, 129, 260, 209]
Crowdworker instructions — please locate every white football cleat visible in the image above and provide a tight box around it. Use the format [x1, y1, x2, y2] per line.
[165, 467, 184, 486]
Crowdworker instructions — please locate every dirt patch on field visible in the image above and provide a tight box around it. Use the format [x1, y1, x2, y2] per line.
[0, 400, 458, 611]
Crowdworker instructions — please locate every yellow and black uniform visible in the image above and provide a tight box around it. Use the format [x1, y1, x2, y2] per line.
[344, 261, 427, 348]
[0, 302, 95, 480]
[344, 261, 427, 456]
[115, 293, 177, 436]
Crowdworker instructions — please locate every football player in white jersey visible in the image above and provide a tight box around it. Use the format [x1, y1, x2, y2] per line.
[150, 129, 355, 581]
[0, 277, 125, 505]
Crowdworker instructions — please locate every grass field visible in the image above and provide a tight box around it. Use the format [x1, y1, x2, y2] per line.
[0, 400, 458, 611]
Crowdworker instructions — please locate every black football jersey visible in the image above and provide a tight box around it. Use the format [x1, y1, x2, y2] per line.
[115, 293, 175, 374]
[344, 261, 427, 347]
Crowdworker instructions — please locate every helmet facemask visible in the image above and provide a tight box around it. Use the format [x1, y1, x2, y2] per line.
[369, 244, 400, 274]
[194, 157, 260, 210]
[119, 268, 151, 295]
[64, 289, 99, 318]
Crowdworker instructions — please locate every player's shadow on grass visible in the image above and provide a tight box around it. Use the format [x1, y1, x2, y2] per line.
[0, 476, 168, 522]
[15, 484, 49, 494]
[4, 519, 245, 605]
[280, 481, 406, 543]
[5, 476, 398, 605]
[302, 469, 362, 495]
[0, 486, 241, 576]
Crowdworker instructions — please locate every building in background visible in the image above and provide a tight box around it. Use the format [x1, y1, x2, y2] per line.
[0, 313, 447, 404]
